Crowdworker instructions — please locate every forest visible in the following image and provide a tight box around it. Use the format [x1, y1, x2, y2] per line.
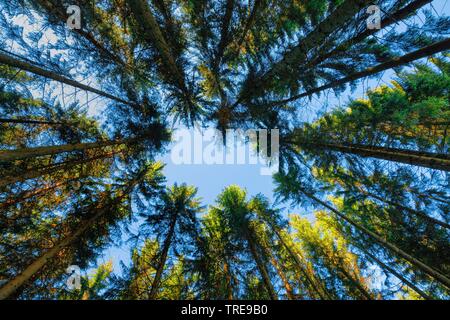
[0, 0, 449, 300]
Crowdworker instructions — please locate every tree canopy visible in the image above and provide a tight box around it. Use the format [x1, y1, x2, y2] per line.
[0, 0, 448, 300]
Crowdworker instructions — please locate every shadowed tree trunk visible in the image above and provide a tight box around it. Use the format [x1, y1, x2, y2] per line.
[0, 118, 68, 125]
[0, 181, 68, 209]
[0, 209, 102, 299]
[215, 0, 235, 65]
[0, 151, 116, 187]
[361, 248, 432, 300]
[262, 0, 372, 82]
[0, 52, 131, 105]
[268, 225, 329, 300]
[233, 0, 261, 55]
[34, 0, 128, 68]
[274, 38, 450, 105]
[0, 137, 136, 162]
[237, 0, 373, 103]
[267, 250, 295, 299]
[330, 176, 450, 229]
[148, 212, 178, 299]
[300, 141, 450, 171]
[335, 262, 373, 300]
[223, 261, 234, 300]
[244, 227, 278, 300]
[360, 189, 450, 229]
[128, 0, 188, 93]
[302, 0, 433, 73]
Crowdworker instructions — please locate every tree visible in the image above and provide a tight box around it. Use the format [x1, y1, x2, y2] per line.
[0, 162, 165, 299]
[273, 168, 450, 291]
[210, 186, 277, 299]
[289, 212, 375, 300]
[136, 183, 203, 299]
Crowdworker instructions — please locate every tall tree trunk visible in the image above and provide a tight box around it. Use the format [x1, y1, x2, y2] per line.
[335, 263, 373, 300]
[0, 181, 67, 209]
[263, 0, 372, 82]
[0, 211, 97, 299]
[266, 250, 295, 299]
[233, 0, 261, 55]
[36, 0, 126, 67]
[0, 168, 144, 299]
[422, 194, 450, 205]
[300, 188, 450, 289]
[406, 188, 450, 205]
[237, 0, 372, 104]
[362, 189, 450, 229]
[245, 228, 278, 300]
[302, 0, 432, 73]
[375, 121, 448, 140]
[215, 0, 235, 65]
[0, 52, 131, 106]
[151, 0, 179, 54]
[0, 137, 134, 162]
[0, 151, 116, 187]
[334, 175, 450, 229]
[223, 261, 234, 300]
[34, 0, 127, 68]
[0, 118, 67, 125]
[274, 38, 450, 106]
[34, 0, 153, 83]
[361, 248, 432, 300]
[268, 226, 330, 300]
[148, 213, 178, 299]
[301, 141, 450, 171]
[128, 0, 187, 93]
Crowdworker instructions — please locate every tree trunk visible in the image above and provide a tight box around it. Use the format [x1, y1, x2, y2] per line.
[303, 141, 450, 171]
[148, 213, 178, 299]
[223, 261, 234, 300]
[151, 0, 179, 54]
[245, 228, 278, 300]
[0, 151, 116, 187]
[0, 118, 67, 125]
[0, 181, 67, 209]
[302, 0, 432, 73]
[275, 38, 450, 106]
[34, 0, 126, 67]
[128, 0, 196, 116]
[0, 52, 130, 106]
[362, 190, 450, 229]
[264, 0, 372, 82]
[233, 0, 261, 55]
[216, 0, 235, 65]
[0, 137, 134, 162]
[267, 251, 295, 299]
[335, 263, 373, 300]
[301, 189, 450, 289]
[237, 0, 372, 104]
[128, 0, 186, 92]
[34, 0, 152, 82]
[0, 207, 105, 300]
[361, 248, 432, 300]
[269, 226, 330, 300]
